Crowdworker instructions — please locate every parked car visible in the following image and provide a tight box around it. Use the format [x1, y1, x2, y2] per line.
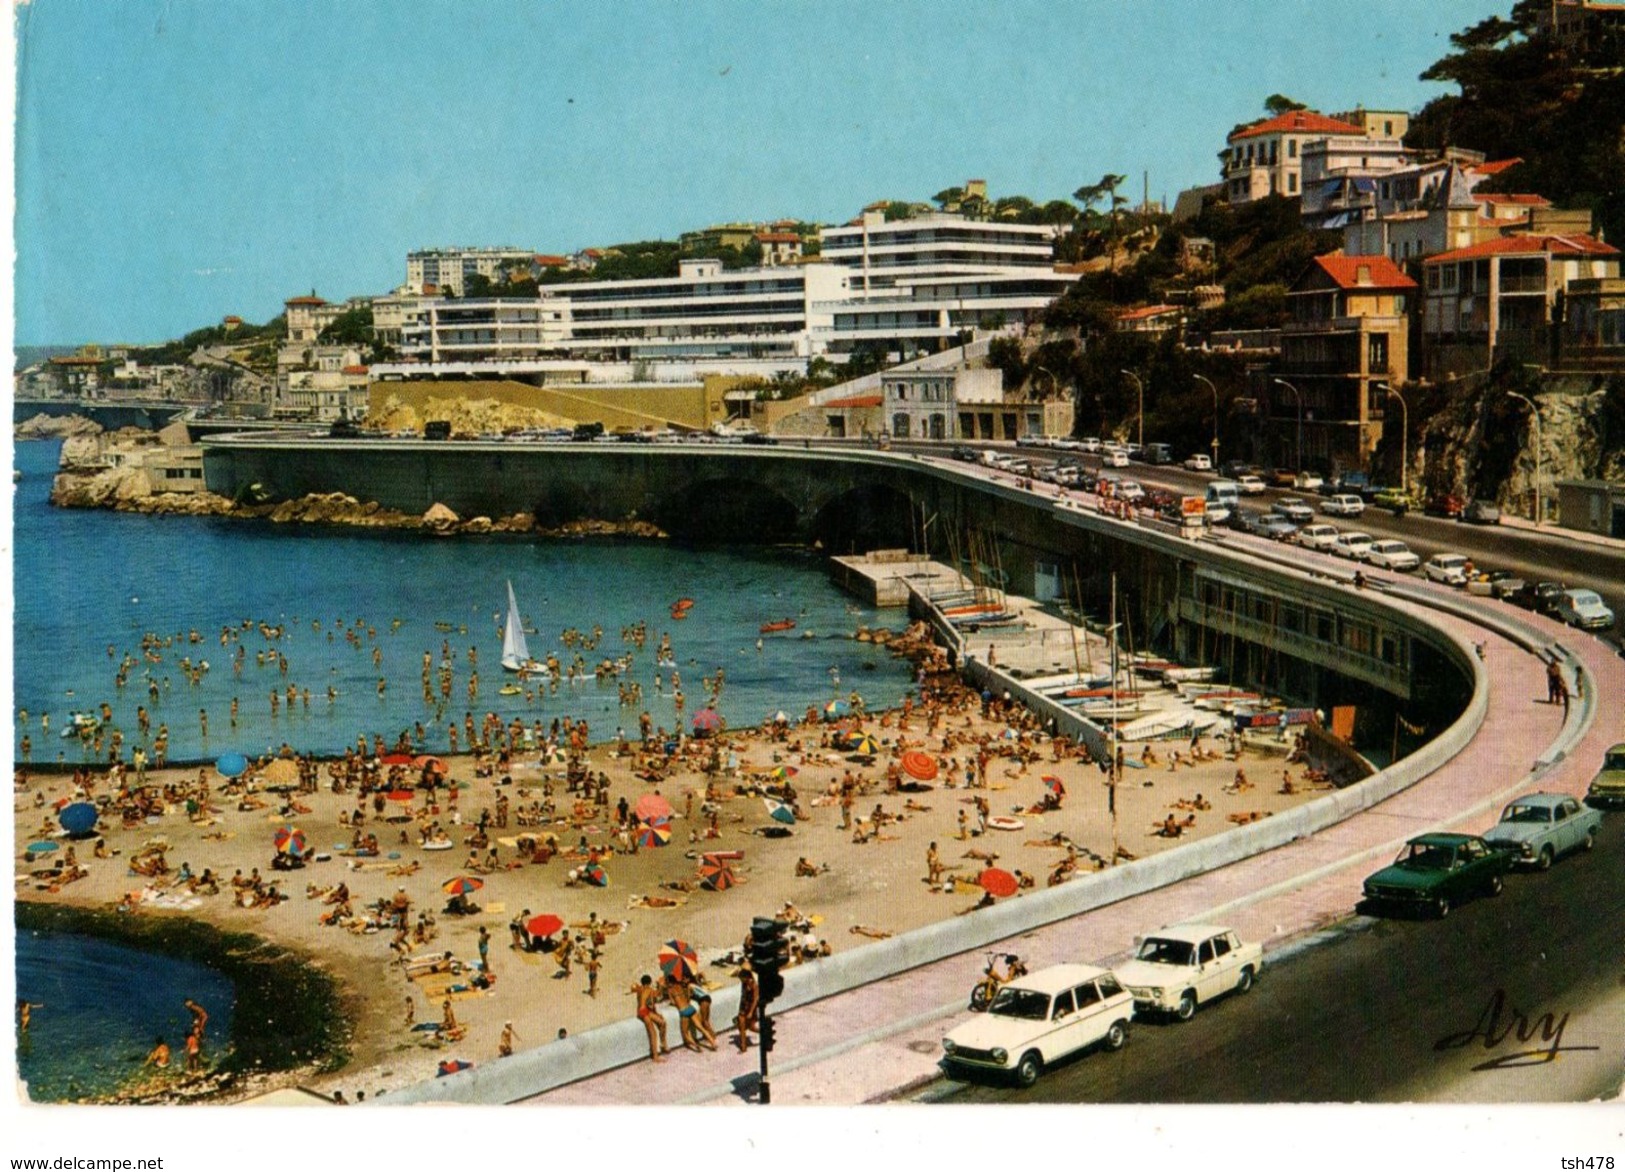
[1466, 569, 1525, 599]
[1115, 480, 1146, 503]
[1363, 539, 1420, 571]
[1294, 523, 1341, 551]
[952, 445, 979, 462]
[1236, 474, 1267, 496]
[1553, 588, 1615, 631]
[940, 963, 1134, 1087]
[1463, 499, 1502, 525]
[1016, 435, 1043, 448]
[1114, 924, 1263, 1022]
[1482, 793, 1602, 870]
[1322, 494, 1366, 517]
[1361, 833, 1514, 918]
[1079, 437, 1102, 453]
[1183, 454, 1213, 472]
[1293, 471, 1324, 492]
[1220, 459, 1252, 479]
[1256, 515, 1301, 541]
[1332, 471, 1371, 497]
[1331, 531, 1376, 560]
[1229, 509, 1270, 536]
[1423, 493, 1466, 519]
[1272, 497, 1315, 524]
[1423, 553, 1471, 586]
[1373, 487, 1420, 514]
[1509, 580, 1569, 616]
[1586, 743, 1625, 809]
[1103, 449, 1131, 468]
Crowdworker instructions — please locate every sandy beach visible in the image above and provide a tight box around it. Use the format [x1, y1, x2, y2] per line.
[13, 627, 1329, 1102]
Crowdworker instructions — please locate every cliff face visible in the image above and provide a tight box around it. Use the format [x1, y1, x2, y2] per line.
[17, 413, 103, 440]
[1415, 373, 1625, 508]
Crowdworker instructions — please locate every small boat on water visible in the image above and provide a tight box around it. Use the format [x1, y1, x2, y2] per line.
[760, 619, 796, 635]
[500, 581, 546, 675]
[1161, 666, 1218, 684]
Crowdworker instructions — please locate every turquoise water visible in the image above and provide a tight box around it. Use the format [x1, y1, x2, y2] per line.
[14, 929, 236, 1102]
[12, 438, 914, 764]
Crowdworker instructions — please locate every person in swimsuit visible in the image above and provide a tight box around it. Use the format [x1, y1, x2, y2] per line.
[632, 975, 668, 1062]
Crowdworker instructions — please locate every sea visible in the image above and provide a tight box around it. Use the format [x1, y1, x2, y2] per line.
[10, 436, 916, 1097]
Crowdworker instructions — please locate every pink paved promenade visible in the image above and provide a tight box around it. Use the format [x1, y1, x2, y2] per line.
[535, 592, 1622, 1106]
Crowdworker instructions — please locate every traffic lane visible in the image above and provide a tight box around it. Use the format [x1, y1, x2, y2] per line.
[933, 814, 1625, 1104]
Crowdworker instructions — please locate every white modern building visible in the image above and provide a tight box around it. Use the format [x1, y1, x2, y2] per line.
[406, 247, 536, 296]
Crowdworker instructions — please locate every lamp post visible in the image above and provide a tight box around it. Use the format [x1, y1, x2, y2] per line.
[1119, 369, 1144, 453]
[1270, 378, 1303, 472]
[1505, 389, 1543, 524]
[1373, 381, 1408, 496]
[1193, 374, 1219, 467]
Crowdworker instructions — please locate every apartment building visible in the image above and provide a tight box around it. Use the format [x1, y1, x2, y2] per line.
[1269, 253, 1416, 473]
[284, 295, 343, 343]
[406, 247, 535, 296]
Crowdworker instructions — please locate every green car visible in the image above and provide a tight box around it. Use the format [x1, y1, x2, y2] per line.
[1361, 832, 1514, 918]
[1587, 742, 1625, 810]
[1372, 487, 1421, 515]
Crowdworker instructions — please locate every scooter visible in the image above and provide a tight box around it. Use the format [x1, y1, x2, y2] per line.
[968, 952, 1028, 1011]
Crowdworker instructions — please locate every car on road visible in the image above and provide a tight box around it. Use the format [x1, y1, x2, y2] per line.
[1184, 454, 1213, 472]
[1272, 497, 1315, 524]
[1586, 743, 1625, 809]
[952, 445, 979, 462]
[1482, 793, 1602, 870]
[1294, 523, 1341, 551]
[1509, 580, 1569, 616]
[1236, 474, 1267, 496]
[1423, 553, 1471, 586]
[1116, 480, 1146, 503]
[941, 963, 1134, 1087]
[1331, 531, 1376, 560]
[1114, 924, 1263, 1022]
[1553, 588, 1615, 631]
[1079, 437, 1102, 453]
[1423, 493, 1465, 519]
[1255, 515, 1300, 541]
[1466, 569, 1525, 599]
[1373, 487, 1420, 514]
[1293, 471, 1324, 492]
[1331, 471, 1371, 498]
[1103, 449, 1131, 468]
[1363, 539, 1420, 571]
[1322, 494, 1366, 517]
[1361, 833, 1514, 918]
[1463, 499, 1502, 525]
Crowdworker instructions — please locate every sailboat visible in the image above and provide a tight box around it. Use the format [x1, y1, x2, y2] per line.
[501, 581, 544, 674]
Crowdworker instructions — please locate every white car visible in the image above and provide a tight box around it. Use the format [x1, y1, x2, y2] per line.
[1554, 588, 1615, 631]
[1294, 471, 1324, 491]
[1116, 480, 1146, 503]
[1363, 539, 1420, 571]
[1322, 494, 1366, 517]
[1423, 553, 1471, 586]
[1183, 454, 1212, 472]
[1294, 523, 1340, 551]
[941, 964, 1134, 1087]
[1273, 497, 1314, 524]
[1079, 437, 1102, 453]
[1103, 449, 1131, 468]
[1331, 531, 1376, 560]
[1236, 474, 1267, 495]
[1114, 924, 1263, 1022]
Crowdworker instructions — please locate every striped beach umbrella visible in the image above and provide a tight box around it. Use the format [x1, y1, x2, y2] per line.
[636, 818, 672, 848]
[691, 708, 724, 734]
[697, 857, 737, 891]
[822, 699, 848, 720]
[657, 939, 699, 981]
[274, 825, 307, 856]
[1043, 775, 1066, 797]
[442, 875, 484, 896]
[762, 796, 796, 825]
[579, 861, 608, 887]
[846, 733, 880, 756]
[901, 751, 938, 782]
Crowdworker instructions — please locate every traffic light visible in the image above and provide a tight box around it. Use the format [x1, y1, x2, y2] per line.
[749, 916, 790, 1004]
[759, 1015, 776, 1054]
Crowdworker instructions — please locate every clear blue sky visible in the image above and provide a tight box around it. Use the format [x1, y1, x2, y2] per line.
[14, 0, 1500, 346]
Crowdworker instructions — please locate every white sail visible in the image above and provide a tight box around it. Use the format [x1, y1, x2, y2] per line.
[501, 581, 531, 672]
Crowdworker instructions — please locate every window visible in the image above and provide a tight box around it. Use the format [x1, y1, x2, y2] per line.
[1288, 139, 1297, 159]
[1198, 940, 1215, 964]
[1288, 173, 1298, 194]
[1051, 990, 1075, 1020]
[1212, 935, 1233, 958]
[1075, 982, 1101, 1008]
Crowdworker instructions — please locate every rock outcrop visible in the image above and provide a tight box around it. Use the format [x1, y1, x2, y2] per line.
[16, 413, 103, 440]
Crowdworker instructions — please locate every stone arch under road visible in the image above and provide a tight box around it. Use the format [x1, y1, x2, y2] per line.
[655, 476, 802, 543]
[811, 481, 918, 555]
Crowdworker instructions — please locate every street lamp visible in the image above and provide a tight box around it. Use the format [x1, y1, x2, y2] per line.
[1373, 381, 1408, 496]
[1119, 369, 1144, 452]
[1505, 389, 1543, 524]
[1193, 374, 1219, 467]
[1270, 378, 1303, 472]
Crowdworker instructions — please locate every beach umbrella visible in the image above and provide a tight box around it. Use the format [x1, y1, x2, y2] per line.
[274, 825, 307, 856]
[413, 755, 448, 776]
[762, 796, 796, 825]
[525, 913, 565, 940]
[766, 765, 798, 782]
[901, 751, 939, 782]
[636, 818, 673, 848]
[442, 875, 484, 896]
[386, 789, 416, 804]
[1043, 775, 1067, 797]
[697, 858, 737, 891]
[846, 734, 880, 756]
[58, 801, 99, 837]
[215, 751, 249, 778]
[27, 841, 59, 854]
[380, 752, 414, 767]
[657, 939, 700, 981]
[977, 867, 1019, 899]
[822, 699, 848, 720]
[772, 711, 790, 725]
[691, 708, 723, 734]
[579, 861, 608, 887]
[633, 793, 673, 823]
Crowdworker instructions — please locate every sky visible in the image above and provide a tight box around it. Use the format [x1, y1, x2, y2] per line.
[12, 0, 1504, 346]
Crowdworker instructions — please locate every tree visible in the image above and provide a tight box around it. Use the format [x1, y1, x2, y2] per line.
[932, 186, 965, 210]
[882, 201, 915, 222]
[318, 306, 376, 348]
[1263, 94, 1308, 116]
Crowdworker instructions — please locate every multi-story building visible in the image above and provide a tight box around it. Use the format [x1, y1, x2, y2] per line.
[1420, 232, 1621, 378]
[1221, 109, 1369, 203]
[1269, 253, 1416, 474]
[1299, 134, 1416, 224]
[755, 232, 804, 266]
[284, 295, 343, 343]
[406, 247, 536, 296]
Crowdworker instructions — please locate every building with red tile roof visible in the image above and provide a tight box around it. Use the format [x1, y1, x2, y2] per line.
[1221, 107, 1394, 205]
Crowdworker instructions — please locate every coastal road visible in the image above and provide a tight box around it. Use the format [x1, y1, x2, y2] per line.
[922, 813, 1625, 1104]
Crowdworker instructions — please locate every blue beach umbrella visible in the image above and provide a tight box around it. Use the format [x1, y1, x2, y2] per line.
[59, 802, 99, 837]
[822, 699, 848, 721]
[763, 797, 796, 825]
[216, 751, 249, 778]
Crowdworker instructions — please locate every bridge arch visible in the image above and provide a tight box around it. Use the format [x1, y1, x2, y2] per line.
[810, 481, 918, 554]
[654, 476, 801, 543]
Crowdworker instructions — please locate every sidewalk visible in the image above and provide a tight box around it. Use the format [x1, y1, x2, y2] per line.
[532, 601, 1623, 1106]
[1499, 512, 1625, 554]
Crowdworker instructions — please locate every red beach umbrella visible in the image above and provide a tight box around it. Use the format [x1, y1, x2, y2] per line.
[698, 858, 737, 891]
[636, 818, 673, 848]
[274, 825, 307, 856]
[414, 755, 448, 775]
[976, 867, 1019, 898]
[579, 862, 608, 887]
[657, 939, 699, 980]
[691, 708, 724, 733]
[442, 875, 484, 896]
[381, 752, 414, 767]
[1043, 775, 1066, 797]
[386, 789, 416, 804]
[525, 913, 565, 939]
[633, 793, 674, 823]
[901, 750, 939, 782]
